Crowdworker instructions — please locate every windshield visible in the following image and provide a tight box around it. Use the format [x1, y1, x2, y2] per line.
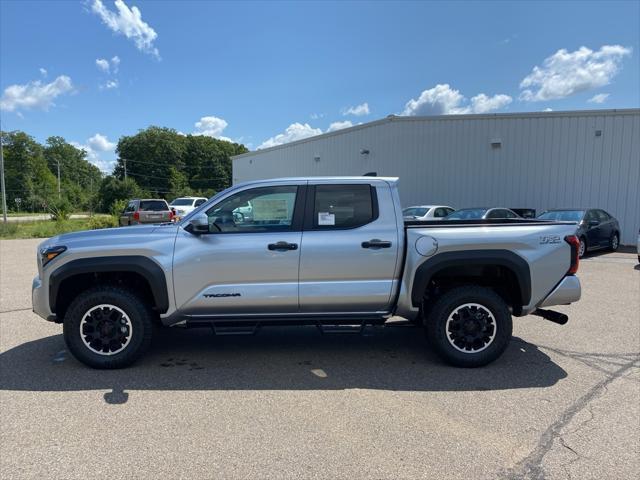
[446, 208, 487, 220]
[170, 198, 194, 206]
[538, 210, 585, 221]
[403, 207, 429, 217]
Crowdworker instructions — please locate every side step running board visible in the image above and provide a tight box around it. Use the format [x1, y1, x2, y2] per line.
[532, 308, 569, 325]
[210, 323, 260, 336]
[316, 322, 367, 335]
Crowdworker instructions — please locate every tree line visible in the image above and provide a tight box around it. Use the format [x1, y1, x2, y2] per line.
[1, 127, 248, 215]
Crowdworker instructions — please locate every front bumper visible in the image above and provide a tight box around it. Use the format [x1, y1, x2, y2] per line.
[538, 275, 582, 308]
[32, 275, 56, 322]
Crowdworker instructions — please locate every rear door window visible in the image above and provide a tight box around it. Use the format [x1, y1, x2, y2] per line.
[195, 199, 206, 207]
[585, 210, 598, 223]
[433, 208, 449, 218]
[596, 210, 610, 222]
[311, 184, 376, 229]
[140, 200, 169, 211]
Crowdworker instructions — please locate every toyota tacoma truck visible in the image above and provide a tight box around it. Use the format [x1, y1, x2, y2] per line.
[32, 177, 581, 369]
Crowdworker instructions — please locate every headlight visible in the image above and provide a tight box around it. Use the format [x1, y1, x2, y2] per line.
[40, 246, 67, 266]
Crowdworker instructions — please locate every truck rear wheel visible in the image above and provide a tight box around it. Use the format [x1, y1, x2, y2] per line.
[425, 286, 512, 367]
[63, 286, 153, 369]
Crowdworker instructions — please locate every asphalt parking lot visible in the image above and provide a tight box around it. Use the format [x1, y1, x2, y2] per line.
[1, 238, 638, 480]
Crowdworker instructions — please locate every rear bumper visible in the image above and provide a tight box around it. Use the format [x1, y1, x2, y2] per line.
[538, 275, 581, 308]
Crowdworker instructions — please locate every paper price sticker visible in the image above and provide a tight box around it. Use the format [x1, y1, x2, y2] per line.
[318, 212, 335, 226]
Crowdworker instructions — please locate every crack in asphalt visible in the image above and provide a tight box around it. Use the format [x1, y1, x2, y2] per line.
[0, 307, 32, 314]
[501, 354, 640, 480]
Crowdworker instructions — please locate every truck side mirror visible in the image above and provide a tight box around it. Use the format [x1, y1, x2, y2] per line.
[185, 213, 210, 234]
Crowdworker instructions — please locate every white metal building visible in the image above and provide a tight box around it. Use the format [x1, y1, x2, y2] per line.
[233, 109, 640, 245]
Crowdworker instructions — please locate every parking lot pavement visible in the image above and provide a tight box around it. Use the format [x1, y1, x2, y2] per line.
[1, 239, 638, 480]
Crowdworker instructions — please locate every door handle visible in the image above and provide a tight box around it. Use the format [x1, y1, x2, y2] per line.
[361, 239, 392, 249]
[268, 241, 298, 251]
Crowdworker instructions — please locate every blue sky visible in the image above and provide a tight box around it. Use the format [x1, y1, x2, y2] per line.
[1, 0, 639, 172]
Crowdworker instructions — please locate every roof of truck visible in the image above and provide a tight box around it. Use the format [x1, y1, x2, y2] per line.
[234, 176, 399, 186]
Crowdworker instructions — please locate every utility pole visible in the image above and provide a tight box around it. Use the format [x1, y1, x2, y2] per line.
[123, 158, 127, 180]
[56, 158, 61, 199]
[0, 133, 7, 223]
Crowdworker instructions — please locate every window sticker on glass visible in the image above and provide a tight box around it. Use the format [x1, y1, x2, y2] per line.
[318, 212, 335, 226]
[251, 199, 289, 221]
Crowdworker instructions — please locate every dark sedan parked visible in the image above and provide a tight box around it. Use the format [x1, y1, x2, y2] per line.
[537, 209, 620, 257]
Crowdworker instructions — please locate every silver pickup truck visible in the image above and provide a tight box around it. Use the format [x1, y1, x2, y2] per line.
[32, 177, 581, 369]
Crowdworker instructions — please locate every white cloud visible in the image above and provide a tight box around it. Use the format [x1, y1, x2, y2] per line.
[258, 123, 323, 149]
[193, 115, 229, 139]
[310, 112, 324, 120]
[543, 108, 553, 112]
[520, 45, 632, 101]
[71, 136, 116, 174]
[91, 0, 160, 58]
[342, 102, 370, 116]
[327, 120, 353, 132]
[0, 75, 74, 112]
[96, 58, 110, 72]
[101, 79, 119, 90]
[468, 93, 512, 113]
[401, 84, 512, 116]
[87, 133, 116, 152]
[588, 93, 610, 104]
[111, 55, 120, 73]
[39, 68, 47, 77]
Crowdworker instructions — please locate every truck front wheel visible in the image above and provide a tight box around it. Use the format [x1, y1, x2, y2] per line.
[63, 286, 153, 369]
[425, 286, 512, 367]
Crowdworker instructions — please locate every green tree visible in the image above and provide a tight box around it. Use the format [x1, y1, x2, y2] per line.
[114, 127, 187, 195]
[167, 166, 193, 200]
[114, 126, 248, 198]
[1, 130, 57, 212]
[44, 136, 103, 211]
[98, 176, 144, 212]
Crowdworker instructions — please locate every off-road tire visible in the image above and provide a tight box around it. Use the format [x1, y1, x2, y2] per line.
[425, 286, 512, 367]
[63, 286, 153, 369]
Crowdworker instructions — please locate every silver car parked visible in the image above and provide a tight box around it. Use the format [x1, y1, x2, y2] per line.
[402, 205, 455, 221]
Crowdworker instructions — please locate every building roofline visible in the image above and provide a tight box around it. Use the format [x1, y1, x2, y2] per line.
[232, 108, 640, 160]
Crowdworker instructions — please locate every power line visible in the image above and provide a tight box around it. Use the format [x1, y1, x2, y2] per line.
[114, 157, 229, 170]
[126, 171, 229, 182]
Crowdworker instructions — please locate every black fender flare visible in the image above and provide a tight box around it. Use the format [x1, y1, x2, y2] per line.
[49, 256, 169, 314]
[410, 250, 531, 309]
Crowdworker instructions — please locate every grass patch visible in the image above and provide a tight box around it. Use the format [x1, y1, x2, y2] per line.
[0, 217, 114, 239]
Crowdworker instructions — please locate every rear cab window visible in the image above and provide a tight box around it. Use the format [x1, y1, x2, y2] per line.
[139, 200, 169, 211]
[308, 184, 377, 229]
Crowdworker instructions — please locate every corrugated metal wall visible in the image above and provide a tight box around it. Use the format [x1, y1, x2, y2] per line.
[233, 110, 640, 245]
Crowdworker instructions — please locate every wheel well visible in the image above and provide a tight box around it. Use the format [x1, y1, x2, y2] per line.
[55, 271, 156, 321]
[422, 264, 524, 315]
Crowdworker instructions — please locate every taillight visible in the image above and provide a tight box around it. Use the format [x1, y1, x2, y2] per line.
[133, 211, 140, 221]
[564, 235, 580, 275]
[169, 210, 174, 220]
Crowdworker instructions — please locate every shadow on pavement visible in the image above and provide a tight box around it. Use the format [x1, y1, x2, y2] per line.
[0, 325, 566, 396]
